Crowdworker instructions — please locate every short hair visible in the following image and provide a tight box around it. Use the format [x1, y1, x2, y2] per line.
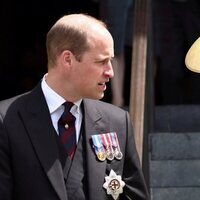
[46, 14, 107, 68]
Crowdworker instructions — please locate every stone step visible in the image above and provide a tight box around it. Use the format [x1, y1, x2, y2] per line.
[150, 160, 200, 187]
[155, 105, 200, 132]
[149, 132, 200, 200]
[149, 133, 200, 160]
[151, 188, 200, 200]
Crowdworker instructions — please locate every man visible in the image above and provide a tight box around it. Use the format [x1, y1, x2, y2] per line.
[0, 14, 149, 200]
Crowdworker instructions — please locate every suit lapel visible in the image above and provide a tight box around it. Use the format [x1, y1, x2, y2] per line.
[19, 85, 68, 200]
[83, 99, 109, 200]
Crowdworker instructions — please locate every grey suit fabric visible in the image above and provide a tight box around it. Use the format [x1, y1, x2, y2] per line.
[66, 133, 86, 200]
[0, 83, 149, 200]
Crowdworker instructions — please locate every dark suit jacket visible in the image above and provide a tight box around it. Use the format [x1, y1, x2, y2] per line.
[0, 84, 149, 200]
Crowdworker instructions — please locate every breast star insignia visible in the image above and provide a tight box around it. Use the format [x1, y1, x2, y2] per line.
[103, 169, 125, 200]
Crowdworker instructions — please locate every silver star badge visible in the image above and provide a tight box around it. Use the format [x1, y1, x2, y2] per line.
[103, 169, 125, 200]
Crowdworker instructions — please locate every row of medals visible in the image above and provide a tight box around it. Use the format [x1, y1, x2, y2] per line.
[92, 133, 123, 162]
[98, 146, 123, 161]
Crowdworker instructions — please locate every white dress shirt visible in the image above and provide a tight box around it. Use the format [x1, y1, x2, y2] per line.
[41, 75, 82, 143]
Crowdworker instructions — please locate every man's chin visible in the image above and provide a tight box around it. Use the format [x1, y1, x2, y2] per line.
[97, 92, 105, 100]
[86, 93, 104, 100]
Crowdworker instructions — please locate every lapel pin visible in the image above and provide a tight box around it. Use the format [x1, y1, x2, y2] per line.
[65, 123, 69, 129]
[103, 169, 125, 200]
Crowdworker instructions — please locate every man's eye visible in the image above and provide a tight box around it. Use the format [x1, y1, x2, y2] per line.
[100, 60, 108, 65]
[96, 59, 111, 65]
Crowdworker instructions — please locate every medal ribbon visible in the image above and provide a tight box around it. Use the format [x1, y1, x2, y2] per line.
[112, 132, 121, 151]
[105, 133, 113, 147]
[101, 134, 109, 148]
[111, 132, 123, 160]
[110, 132, 117, 147]
[92, 134, 102, 148]
[105, 133, 115, 154]
[102, 133, 115, 160]
[92, 134, 104, 153]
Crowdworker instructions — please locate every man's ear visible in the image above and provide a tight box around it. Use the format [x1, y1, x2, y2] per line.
[61, 50, 73, 67]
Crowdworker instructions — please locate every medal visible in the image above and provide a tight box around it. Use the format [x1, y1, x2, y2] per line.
[106, 150, 114, 161]
[103, 169, 125, 200]
[101, 134, 114, 161]
[96, 144, 107, 161]
[91, 134, 106, 161]
[110, 132, 123, 160]
[114, 150, 123, 160]
[97, 151, 107, 161]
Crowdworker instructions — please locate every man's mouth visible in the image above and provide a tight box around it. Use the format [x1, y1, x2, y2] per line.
[98, 82, 107, 91]
[98, 82, 105, 86]
[98, 79, 109, 86]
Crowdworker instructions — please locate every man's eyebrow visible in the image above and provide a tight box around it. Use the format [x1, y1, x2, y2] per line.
[98, 55, 114, 60]
[95, 57, 113, 63]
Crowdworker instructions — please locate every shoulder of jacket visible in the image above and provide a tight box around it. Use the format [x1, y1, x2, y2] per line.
[0, 92, 30, 118]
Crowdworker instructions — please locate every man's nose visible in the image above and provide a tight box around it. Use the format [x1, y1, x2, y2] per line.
[104, 62, 114, 78]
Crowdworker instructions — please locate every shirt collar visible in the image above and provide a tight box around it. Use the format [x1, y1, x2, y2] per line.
[41, 74, 82, 114]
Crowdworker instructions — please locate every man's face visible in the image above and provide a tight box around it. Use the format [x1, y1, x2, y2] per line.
[70, 32, 114, 100]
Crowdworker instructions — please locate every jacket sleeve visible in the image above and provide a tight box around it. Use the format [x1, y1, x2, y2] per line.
[121, 111, 150, 200]
[0, 115, 13, 200]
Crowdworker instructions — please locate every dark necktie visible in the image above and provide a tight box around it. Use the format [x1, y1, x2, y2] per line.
[58, 102, 76, 159]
